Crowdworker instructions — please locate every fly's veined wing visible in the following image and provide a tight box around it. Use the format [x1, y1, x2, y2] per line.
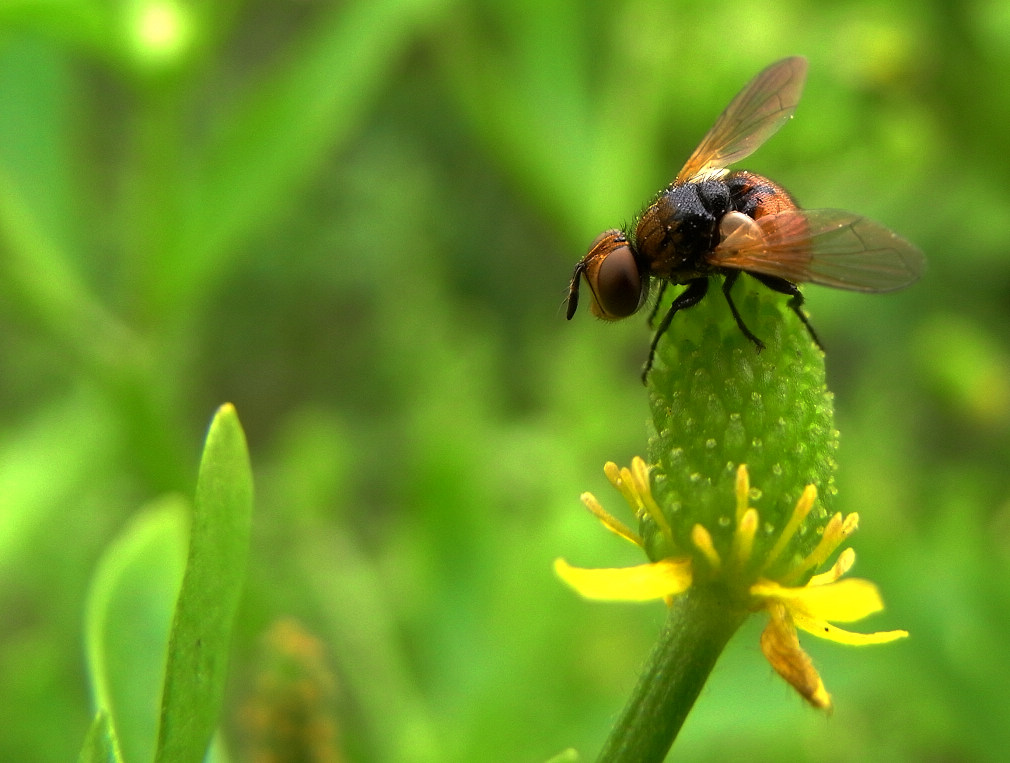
[674, 57, 808, 185]
[711, 209, 925, 292]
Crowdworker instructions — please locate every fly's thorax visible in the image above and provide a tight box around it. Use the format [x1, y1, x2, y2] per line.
[634, 180, 732, 281]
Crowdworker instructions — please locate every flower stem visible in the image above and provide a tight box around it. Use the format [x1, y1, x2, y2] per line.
[596, 584, 746, 762]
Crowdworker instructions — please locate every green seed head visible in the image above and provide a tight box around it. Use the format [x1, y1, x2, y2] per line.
[642, 288, 839, 579]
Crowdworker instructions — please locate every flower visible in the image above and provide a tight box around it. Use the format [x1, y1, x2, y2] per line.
[555, 458, 908, 710]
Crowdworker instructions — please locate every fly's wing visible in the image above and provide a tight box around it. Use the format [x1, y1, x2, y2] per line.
[711, 209, 925, 292]
[675, 57, 808, 185]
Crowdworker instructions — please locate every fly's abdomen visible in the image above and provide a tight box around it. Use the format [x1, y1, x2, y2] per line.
[725, 170, 798, 219]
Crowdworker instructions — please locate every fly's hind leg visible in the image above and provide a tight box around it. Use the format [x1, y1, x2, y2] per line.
[748, 272, 824, 350]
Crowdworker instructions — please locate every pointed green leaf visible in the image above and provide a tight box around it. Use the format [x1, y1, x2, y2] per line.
[83, 497, 189, 763]
[155, 404, 253, 763]
[77, 711, 120, 763]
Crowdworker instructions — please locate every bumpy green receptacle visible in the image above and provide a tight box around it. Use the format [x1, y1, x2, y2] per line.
[642, 287, 839, 578]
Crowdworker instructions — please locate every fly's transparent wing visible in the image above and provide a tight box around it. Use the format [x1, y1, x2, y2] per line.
[712, 209, 924, 292]
[675, 57, 808, 184]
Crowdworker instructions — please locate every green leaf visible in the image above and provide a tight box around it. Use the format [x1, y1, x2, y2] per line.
[77, 712, 119, 763]
[544, 748, 580, 763]
[83, 496, 190, 763]
[0, 167, 139, 372]
[159, 0, 453, 314]
[0, 1, 109, 57]
[0, 38, 82, 259]
[154, 403, 253, 763]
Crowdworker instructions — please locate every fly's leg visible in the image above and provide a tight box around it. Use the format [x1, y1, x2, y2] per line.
[722, 271, 765, 350]
[642, 278, 709, 383]
[646, 281, 669, 328]
[748, 272, 824, 350]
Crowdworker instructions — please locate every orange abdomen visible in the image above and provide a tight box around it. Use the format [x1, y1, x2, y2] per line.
[725, 170, 798, 219]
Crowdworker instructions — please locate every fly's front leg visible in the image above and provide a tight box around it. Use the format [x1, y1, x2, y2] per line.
[642, 278, 709, 383]
[646, 281, 669, 329]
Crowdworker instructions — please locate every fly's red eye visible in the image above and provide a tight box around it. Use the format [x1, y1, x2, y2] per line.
[594, 244, 643, 318]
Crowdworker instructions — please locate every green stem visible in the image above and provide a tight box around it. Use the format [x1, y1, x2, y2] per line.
[596, 585, 746, 762]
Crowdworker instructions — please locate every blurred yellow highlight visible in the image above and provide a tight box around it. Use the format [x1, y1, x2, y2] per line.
[129, 0, 193, 65]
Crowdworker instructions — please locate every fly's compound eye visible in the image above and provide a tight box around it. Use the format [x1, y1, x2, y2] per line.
[589, 237, 644, 319]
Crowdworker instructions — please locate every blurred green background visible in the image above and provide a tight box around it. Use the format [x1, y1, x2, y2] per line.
[1, 0, 1009, 760]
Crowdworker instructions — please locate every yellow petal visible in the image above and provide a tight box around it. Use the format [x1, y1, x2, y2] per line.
[761, 483, 817, 574]
[760, 603, 832, 710]
[580, 492, 642, 547]
[752, 577, 885, 623]
[631, 457, 674, 544]
[630, 457, 652, 497]
[793, 614, 909, 645]
[807, 547, 855, 587]
[691, 523, 722, 571]
[731, 508, 758, 569]
[605, 461, 636, 507]
[734, 464, 750, 524]
[554, 557, 692, 601]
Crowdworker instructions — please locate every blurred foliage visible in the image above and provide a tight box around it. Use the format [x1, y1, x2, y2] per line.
[0, 0, 1008, 760]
